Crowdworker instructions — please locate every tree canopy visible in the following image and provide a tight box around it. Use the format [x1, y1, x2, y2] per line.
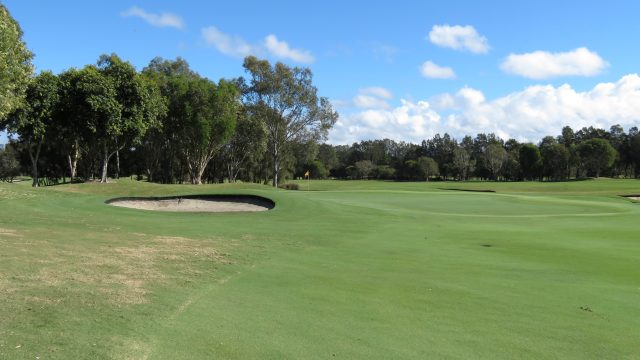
[0, 4, 33, 120]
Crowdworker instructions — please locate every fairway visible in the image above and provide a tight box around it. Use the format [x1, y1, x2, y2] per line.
[1, 179, 639, 359]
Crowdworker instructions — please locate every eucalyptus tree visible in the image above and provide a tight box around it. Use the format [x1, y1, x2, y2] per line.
[223, 106, 267, 182]
[94, 54, 165, 183]
[452, 147, 473, 180]
[417, 156, 439, 181]
[0, 4, 33, 120]
[2, 71, 59, 186]
[577, 138, 617, 177]
[179, 77, 239, 184]
[519, 143, 542, 180]
[485, 143, 507, 180]
[241, 56, 338, 186]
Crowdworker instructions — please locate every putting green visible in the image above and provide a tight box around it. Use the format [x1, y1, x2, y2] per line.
[0, 179, 639, 359]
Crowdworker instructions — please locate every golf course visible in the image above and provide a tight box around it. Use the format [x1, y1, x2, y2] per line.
[1, 179, 639, 359]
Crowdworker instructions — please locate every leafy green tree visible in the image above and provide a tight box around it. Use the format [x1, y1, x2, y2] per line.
[179, 78, 238, 184]
[0, 145, 20, 182]
[519, 144, 542, 180]
[354, 160, 375, 179]
[416, 156, 439, 181]
[242, 56, 338, 186]
[0, 4, 33, 120]
[2, 71, 59, 186]
[223, 106, 267, 182]
[485, 143, 506, 180]
[95, 54, 165, 183]
[452, 147, 473, 180]
[577, 138, 618, 177]
[541, 143, 570, 180]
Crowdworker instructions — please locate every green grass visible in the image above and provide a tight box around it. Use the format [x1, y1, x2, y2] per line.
[1, 178, 639, 359]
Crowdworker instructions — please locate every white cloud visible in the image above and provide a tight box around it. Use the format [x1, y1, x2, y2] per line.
[264, 35, 314, 63]
[121, 6, 184, 29]
[350, 87, 394, 110]
[201, 28, 314, 63]
[329, 74, 640, 144]
[360, 87, 393, 99]
[330, 99, 441, 144]
[201, 26, 256, 58]
[420, 61, 456, 79]
[501, 47, 609, 79]
[428, 25, 489, 54]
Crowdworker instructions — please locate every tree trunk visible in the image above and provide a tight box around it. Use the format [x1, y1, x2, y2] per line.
[115, 149, 120, 179]
[272, 143, 279, 187]
[100, 146, 110, 183]
[68, 140, 80, 182]
[29, 141, 42, 188]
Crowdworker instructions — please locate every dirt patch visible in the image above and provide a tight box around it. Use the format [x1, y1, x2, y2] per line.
[0, 228, 21, 237]
[107, 195, 274, 212]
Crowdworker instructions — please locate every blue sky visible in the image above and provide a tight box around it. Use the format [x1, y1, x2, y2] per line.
[3, 0, 640, 144]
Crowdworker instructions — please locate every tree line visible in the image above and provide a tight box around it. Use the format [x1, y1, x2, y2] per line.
[0, 54, 337, 187]
[305, 126, 640, 182]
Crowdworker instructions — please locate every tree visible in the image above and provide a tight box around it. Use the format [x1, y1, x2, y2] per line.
[541, 144, 570, 180]
[223, 106, 267, 182]
[485, 143, 506, 180]
[2, 71, 59, 186]
[354, 160, 374, 179]
[630, 133, 640, 178]
[0, 4, 33, 120]
[452, 147, 473, 180]
[56, 68, 103, 181]
[94, 54, 165, 183]
[242, 56, 338, 186]
[519, 144, 542, 180]
[0, 145, 20, 182]
[179, 77, 238, 184]
[577, 138, 617, 177]
[416, 156, 439, 181]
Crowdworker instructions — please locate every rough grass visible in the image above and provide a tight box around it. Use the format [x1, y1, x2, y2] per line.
[1, 178, 639, 359]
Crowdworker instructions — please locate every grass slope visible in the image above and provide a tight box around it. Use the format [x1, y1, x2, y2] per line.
[1, 179, 639, 359]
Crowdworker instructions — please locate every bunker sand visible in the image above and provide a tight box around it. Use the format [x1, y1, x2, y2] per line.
[107, 195, 274, 212]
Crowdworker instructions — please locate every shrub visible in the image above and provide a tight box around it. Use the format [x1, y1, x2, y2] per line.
[278, 183, 299, 190]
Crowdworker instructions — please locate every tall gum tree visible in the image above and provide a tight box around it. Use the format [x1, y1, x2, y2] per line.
[0, 4, 33, 120]
[179, 77, 239, 184]
[95, 54, 164, 183]
[241, 56, 338, 187]
[3, 71, 59, 187]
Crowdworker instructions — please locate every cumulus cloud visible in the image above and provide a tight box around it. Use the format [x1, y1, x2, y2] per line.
[350, 87, 394, 110]
[330, 100, 442, 144]
[501, 47, 609, 79]
[264, 35, 314, 63]
[428, 25, 489, 54]
[121, 6, 184, 29]
[329, 74, 640, 144]
[201, 26, 256, 58]
[420, 61, 456, 79]
[201, 27, 314, 63]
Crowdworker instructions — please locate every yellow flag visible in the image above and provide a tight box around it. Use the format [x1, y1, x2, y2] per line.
[304, 170, 310, 177]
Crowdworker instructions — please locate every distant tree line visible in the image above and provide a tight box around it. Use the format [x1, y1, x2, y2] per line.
[305, 126, 640, 181]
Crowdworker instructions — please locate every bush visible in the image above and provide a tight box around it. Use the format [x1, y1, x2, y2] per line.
[278, 183, 299, 190]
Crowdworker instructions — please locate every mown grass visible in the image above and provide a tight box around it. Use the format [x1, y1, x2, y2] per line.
[1, 178, 639, 359]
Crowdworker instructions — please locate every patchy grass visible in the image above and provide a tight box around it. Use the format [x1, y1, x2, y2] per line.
[1, 178, 639, 359]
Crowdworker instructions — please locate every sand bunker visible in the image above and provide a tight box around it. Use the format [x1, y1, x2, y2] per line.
[107, 195, 274, 212]
[625, 196, 640, 201]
